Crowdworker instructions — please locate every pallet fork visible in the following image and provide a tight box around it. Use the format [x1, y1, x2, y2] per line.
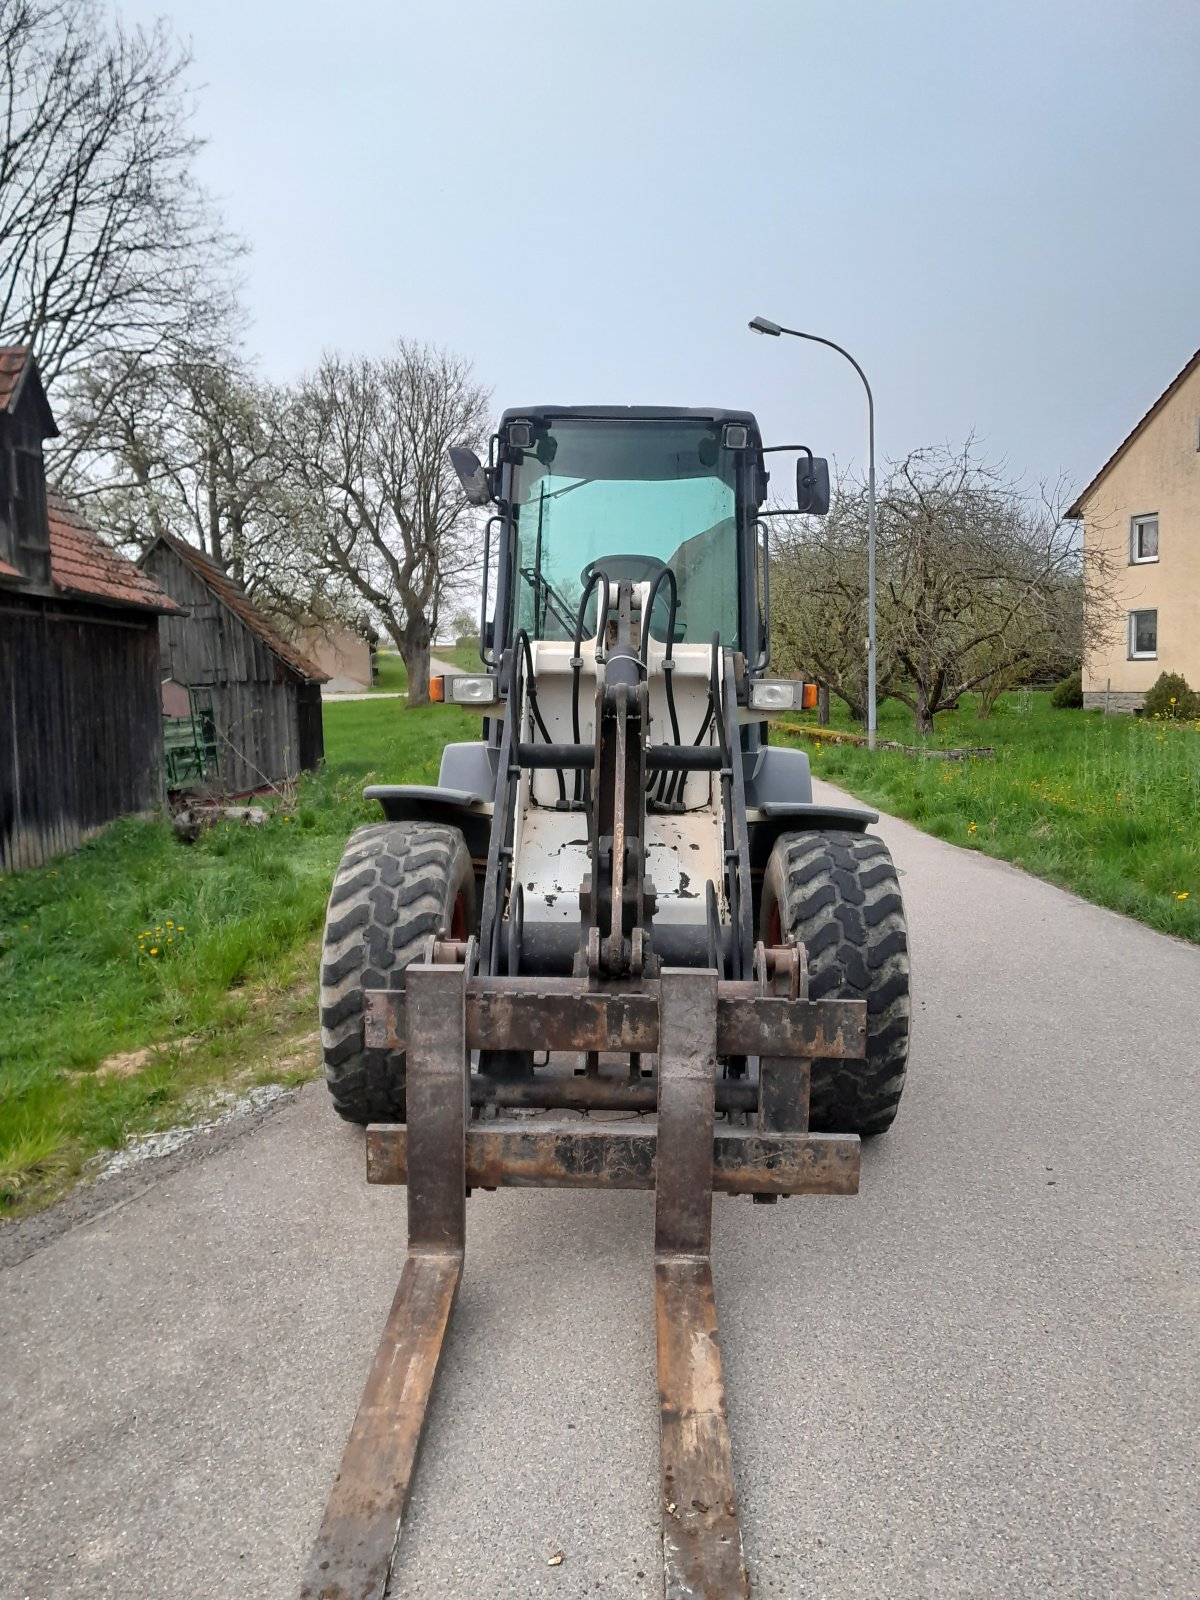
[301, 937, 863, 1600]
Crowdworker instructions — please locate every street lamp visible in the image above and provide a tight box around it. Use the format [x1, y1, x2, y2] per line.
[749, 315, 878, 750]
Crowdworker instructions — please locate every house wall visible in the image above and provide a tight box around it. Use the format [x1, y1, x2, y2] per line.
[294, 625, 372, 691]
[141, 541, 322, 794]
[0, 590, 163, 872]
[1081, 363, 1200, 708]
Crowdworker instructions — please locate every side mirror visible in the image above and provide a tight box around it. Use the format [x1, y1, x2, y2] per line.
[449, 446, 492, 507]
[796, 454, 830, 516]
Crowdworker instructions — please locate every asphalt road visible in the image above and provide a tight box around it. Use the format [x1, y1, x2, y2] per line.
[2, 781, 1198, 1600]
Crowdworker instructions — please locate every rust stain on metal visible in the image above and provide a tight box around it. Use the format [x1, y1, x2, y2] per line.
[366, 1123, 860, 1196]
[655, 1257, 749, 1599]
[299, 1251, 462, 1600]
[363, 982, 865, 1060]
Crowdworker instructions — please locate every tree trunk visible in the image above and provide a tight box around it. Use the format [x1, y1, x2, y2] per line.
[817, 684, 830, 726]
[913, 685, 934, 735]
[400, 613, 432, 707]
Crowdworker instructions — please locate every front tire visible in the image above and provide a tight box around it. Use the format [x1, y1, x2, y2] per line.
[760, 830, 910, 1135]
[319, 822, 475, 1124]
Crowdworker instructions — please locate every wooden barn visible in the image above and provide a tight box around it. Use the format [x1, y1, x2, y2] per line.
[140, 532, 327, 795]
[0, 347, 181, 873]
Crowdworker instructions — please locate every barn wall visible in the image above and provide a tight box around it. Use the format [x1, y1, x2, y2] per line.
[142, 540, 323, 794]
[0, 591, 164, 872]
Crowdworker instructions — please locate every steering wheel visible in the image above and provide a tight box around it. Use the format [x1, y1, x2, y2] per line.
[580, 553, 666, 587]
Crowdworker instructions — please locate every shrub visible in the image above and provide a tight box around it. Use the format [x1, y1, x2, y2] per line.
[1143, 672, 1200, 719]
[1051, 671, 1083, 709]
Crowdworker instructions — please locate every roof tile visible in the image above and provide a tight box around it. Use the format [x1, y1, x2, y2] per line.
[0, 346, 31, 411]
[47, 494, 182, 613]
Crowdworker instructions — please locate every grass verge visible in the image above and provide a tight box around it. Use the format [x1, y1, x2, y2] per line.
[0, 700, 477, 1214]
[778, 691, 1200, 942]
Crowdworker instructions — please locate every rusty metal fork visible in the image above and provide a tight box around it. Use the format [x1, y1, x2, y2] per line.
[300, 960, 469, 1600]
[654, 968, 750, 1599]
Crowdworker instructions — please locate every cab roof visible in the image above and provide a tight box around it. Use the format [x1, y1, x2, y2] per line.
[500, 405, 760, 430]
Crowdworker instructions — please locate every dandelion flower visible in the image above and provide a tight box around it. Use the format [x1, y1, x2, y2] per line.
[967, 822, 978, 835]
[1176, 892, 1190, 902]
[150, 946, 158, 955]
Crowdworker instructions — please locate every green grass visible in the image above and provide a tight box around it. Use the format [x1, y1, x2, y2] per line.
[439, 642, 489, 672]
[777, 691, 1200, 942]
[0, 700, 477, 1213]
[369, 649, 408, 692]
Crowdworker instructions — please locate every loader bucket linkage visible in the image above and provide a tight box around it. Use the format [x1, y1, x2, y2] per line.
[306, 408, 911, 1598]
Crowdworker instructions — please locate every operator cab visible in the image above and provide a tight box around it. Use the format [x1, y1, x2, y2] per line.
[452, 406, 830, 673]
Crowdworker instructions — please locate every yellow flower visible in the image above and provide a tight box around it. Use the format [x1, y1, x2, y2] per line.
[150, 946, 158, 955]
[1176, 892, 1190, 901]
[177, 925, 185, 932]
[967, 822, 978, 835]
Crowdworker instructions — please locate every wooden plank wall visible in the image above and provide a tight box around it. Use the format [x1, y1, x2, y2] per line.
[0, 592, 164, 872]
[142, 541, 323, 795]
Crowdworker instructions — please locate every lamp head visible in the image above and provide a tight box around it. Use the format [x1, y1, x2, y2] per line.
[748, 315, 783, 336]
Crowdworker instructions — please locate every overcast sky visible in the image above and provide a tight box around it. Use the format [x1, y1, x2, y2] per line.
[121, 0, 1200, 496]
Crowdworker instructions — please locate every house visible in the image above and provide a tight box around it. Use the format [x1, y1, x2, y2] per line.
[291, 620, 378, 693]
[139, 532, 328, 793]
[0, 348, 181, 872]
[1068, 347, 1200, 711]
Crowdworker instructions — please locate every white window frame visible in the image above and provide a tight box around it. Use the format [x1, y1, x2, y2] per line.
[1128, 608, 1158, 660]
[1129, 513, 1159, 564]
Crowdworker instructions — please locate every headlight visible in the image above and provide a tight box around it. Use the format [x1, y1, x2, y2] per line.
[748, 680, 819, 712]
[446, 674, 499, 705]
[749, 679, 799, 711]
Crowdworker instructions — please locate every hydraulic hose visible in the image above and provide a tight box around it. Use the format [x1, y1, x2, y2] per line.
[569, 571, 610, 804]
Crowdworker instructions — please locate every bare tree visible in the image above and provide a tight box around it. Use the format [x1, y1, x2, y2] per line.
[278, 342, 491, 705]
[0, 0, 239, 402]
[66, 347, 350, 624]
[770, 468, 885, 722]
[772, 445, 1120, 735]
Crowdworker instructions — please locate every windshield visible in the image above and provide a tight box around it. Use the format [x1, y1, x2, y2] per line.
[509, 419, 740, 646]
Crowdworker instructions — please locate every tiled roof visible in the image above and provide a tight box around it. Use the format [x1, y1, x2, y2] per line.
[1067, 347, 1200, 518]
[0, 346, 30, 410]
[0, 555, 22, 582]
[148, 532, 328, 681]
[47, 494, 182, 613]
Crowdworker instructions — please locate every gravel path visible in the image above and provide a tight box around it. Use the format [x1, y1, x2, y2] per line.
[2, 780, 1197, 1599]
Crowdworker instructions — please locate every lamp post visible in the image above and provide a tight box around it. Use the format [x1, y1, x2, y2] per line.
[749, 315, 878, 750]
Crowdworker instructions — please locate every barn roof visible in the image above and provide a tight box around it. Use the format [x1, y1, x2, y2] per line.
[1066, 346, 1200, 519]
[144, 531, 328, 681]
[0, 555, 23, 582]
[0, 345, 59, 437]
[46, 494, 182, 613]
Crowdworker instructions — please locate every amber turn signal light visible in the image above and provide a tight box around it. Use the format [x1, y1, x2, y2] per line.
[429, 676, 445, 703]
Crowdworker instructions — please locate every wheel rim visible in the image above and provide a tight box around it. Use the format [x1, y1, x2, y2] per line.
[766, 903, 782, 946]
[449, 891, 468, 941]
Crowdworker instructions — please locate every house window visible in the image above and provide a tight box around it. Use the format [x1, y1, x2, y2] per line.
[1130, 514, 1159, 563]
[1129, 609, 1157, 659]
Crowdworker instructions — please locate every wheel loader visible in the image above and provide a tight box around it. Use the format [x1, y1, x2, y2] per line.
[302, 407, 910, 1600]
